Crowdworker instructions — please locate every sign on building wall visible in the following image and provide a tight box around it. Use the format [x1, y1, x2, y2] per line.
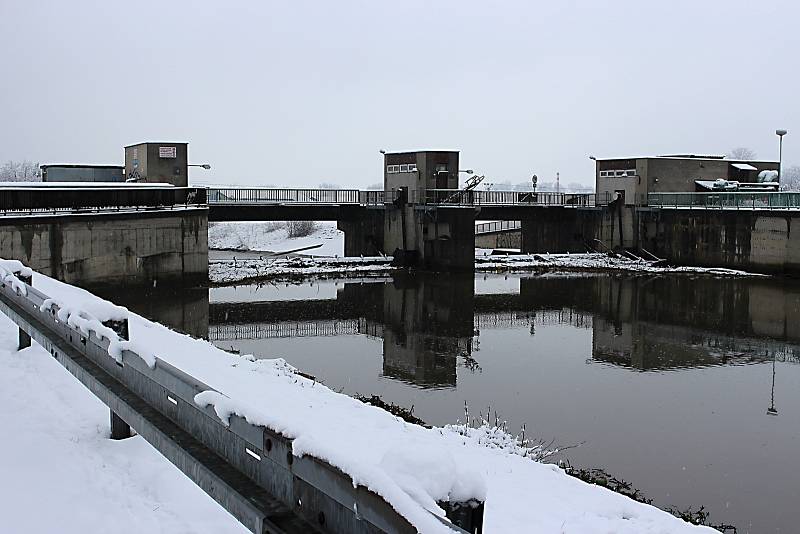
[159, 146, 177, 158]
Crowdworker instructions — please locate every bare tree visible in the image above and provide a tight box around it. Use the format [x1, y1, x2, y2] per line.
[286, 220, 318, 237]
[0, 160, 40, 181]
[728, 147, 757, 160]
[318, 182, 340, 189]
[366, 183, 383, 190]
[780, 165, 800, 191]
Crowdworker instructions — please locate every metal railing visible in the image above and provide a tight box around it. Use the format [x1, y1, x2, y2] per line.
[474, 220, 521, 234]
[208, 188, 395, 206]
[422, 189, 597, 207]
[207, 187, 600, 208]
[648, 192, 800, 210]
[0, 268, 478, 534]
[0, 186, 206, 215]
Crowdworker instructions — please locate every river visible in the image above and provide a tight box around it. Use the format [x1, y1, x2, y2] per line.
[109, 272, 800, 533]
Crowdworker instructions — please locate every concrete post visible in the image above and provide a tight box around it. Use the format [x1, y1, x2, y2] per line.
[16, 273, 32, 351]
[110, 410, 132, 440]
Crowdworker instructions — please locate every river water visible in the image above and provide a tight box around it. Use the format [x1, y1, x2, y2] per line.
[112, 273, 800, 533]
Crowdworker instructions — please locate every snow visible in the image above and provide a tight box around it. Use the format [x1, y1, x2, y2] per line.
[475, 252, 766, 277]
[210, 256, 395, 284]
[208, 251, 764, 285]
[208, 221, 344, 257]
[0, 181, 176, 188]
[0, 313, 249, 534]
[0, 265, 719, 533]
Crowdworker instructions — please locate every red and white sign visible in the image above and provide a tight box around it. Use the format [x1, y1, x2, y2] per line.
[159, 146, 177, 158]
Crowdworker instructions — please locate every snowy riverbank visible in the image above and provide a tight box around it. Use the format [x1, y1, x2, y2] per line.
[209, 221, 344, 257]
[0, 266, 716, 533]
[208, 252, 763, 285]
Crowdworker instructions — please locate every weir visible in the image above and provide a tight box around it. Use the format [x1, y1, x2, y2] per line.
[2, 183, 800, 284]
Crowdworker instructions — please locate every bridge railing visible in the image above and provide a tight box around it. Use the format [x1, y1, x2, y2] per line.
[208, 188, 396, 206]
[422, 189, 597, 207]
[474, 220, 521, 234]
[0, 186, 206, 215]
[648, 192, 800, 209]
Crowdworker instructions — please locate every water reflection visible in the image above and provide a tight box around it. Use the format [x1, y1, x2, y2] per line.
[105, 273, 800, 533]
[208, 274, 800, 383]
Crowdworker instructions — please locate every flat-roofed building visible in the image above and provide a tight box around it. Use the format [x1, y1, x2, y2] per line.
[594, 154, 780, 205]
[40, 164, 125, 183]
[124, 142, 188, 186]
[383, 150, 459, 203]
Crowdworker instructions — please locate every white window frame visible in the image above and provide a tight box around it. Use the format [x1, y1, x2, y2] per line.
[409, 164, 418, 172]
[400, 164, 409, 172]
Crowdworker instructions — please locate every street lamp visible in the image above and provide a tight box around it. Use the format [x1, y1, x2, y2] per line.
[459, 169, 474, 174]
[776, 129, 787, 179]
[189, 164, 211, 170]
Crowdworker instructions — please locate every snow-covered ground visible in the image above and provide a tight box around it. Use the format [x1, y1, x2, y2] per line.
[0, 264, 717, 533]
[209, 221, 344, 257]
[475, 252, 766, 277]
[0, 313, 248, 534]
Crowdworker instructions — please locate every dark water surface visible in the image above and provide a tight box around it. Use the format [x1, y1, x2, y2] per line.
[115, 273, 800, 533]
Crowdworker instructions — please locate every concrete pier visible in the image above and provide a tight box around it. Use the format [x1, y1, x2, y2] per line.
[0, 208, 208, 289]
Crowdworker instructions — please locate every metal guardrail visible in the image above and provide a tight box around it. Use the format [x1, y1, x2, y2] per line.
[0, 269, 478, 534]
[0, 187, 207, 215]
[648, 192, 800, 210]
[474, 221, 521, 234]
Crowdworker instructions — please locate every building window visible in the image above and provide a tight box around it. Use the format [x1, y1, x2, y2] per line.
[400, 164, 409, 172]
[409, 164, 417, 172]
[600, 169, 636, 178]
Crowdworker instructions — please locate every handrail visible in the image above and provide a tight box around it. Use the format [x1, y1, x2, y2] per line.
[648, 192, 800, 210]
[474, 220, 521, 234]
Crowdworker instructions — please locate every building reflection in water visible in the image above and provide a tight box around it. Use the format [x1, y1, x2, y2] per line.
[374, 273, 475, 388]
[206, 273, 800, 394]
[93, 286, 210, 340]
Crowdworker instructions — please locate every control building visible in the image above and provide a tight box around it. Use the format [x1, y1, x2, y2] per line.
[124, 142, 188, 186]
[595, 154, 780, 205]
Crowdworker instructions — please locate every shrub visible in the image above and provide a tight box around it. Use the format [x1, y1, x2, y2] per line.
[286, 221, 317, 238]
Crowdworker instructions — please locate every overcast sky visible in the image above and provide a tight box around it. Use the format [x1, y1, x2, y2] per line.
[1, 0, 798, 188]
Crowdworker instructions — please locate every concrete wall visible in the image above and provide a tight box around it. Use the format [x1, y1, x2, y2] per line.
[0, 209, 208, 289]
[520, 208, 602, 253]
[337, 210, 385, 256]
[384, 206, 474, 271]
[639, 209, 800, 275]
[474, 230, 521, 249]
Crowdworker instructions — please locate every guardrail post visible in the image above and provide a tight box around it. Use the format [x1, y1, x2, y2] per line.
[104, 316, 132, 439]
[110, 410, 132, 440]
[16, 272, 32, 350]
[439, 499, 485, 533]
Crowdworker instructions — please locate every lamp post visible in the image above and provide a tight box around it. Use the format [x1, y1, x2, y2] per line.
[188, 164, 211, 170]
[776, 129, 787, 180]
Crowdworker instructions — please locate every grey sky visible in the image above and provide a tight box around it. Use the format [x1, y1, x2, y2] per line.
[1, 0, 798, 188]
